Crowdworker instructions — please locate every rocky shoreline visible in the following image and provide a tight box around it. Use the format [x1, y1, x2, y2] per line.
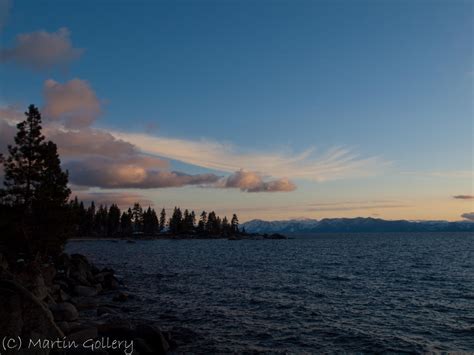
[0, 252, 177, 354]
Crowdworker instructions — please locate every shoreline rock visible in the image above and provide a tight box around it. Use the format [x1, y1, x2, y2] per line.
[0, 252, 178, 354]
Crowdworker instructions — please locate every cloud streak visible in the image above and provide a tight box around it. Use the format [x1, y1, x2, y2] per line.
[453, 195, 474, 200]
[112, 131, 386, 182]
[0, 28, 83, 71]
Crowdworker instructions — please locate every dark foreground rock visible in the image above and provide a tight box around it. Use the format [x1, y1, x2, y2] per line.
[0, 252, 182, 354]
[0, 279, 63, 354]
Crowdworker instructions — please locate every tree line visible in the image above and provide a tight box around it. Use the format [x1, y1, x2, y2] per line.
[69, 198, 240, 238]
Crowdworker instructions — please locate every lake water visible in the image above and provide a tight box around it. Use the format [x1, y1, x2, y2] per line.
[67, 233, 474, 353]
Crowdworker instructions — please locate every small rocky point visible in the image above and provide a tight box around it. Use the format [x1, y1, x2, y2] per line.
[0, 252, 176, 354]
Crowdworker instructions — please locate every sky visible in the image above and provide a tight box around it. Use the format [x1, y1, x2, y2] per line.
[0, 0, 472, 222]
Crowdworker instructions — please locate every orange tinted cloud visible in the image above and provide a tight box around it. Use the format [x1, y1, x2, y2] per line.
[66, 157, 220, 189]
[222, 170, 296, 192]
[46, 127, 137, 158]
[43, 79, 101, 128]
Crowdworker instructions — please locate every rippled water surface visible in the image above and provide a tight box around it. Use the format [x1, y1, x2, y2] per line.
[67, 233, 474, 353]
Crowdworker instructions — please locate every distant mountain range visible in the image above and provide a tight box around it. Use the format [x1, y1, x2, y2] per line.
[241, 217, 474, 234]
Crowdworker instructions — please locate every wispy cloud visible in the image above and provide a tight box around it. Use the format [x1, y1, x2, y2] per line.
[306, 201, 410, 212]
[112, 131, 386, 182]
[0, 28, 83, 71]
[403, 170, 474, 179]
[453, 195, 474, 200]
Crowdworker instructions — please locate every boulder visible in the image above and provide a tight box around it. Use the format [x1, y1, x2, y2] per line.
[69, 254, 93, 285]
[55, 253, 71, 273]
[97, 306, 119, 316]
[95, 283, 103, 293]
[40, 263, 56, 287]
[135, 324, 170, 354]
[15, 261, 49, 301]
[113, 291, 128, 302]
[103, 274, 120, 290]
[49, 302, 79, 322]
[71, 296, 98, 310]
[134, 337, 154, 353]
[0, 279, 63, 350]
[0, 252, 8, 271]
[68, 326, 98, 343]
[58, 288, 71, 302]
[98, 319, 135, 339]
[74, 285, 98, 297]
[93, 271, 108, 283]
[56, 321, 70, 334]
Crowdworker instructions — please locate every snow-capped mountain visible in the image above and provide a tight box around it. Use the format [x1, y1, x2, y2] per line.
[241, 217, 474, 234]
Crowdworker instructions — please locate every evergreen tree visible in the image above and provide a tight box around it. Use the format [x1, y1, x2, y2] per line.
[169, 207, 182, 234]
[159, 208, 166, 232]
[150, 208, 159, 234]
[231, 214, 239, 234]
[206, 211, 217, 234]
[197, 211, 207, 233]
[94, 204, 108, 236]
[190, 211, 196, 230]
[131, 203, 143, 232]
[0, 105, 71, 256]
[183, 209, 195, 233]
[222, 216, 230, 235]
[120, 209, 133, 235]
[143, 206, 159, 235]
[82, 201, 96, 236]
[107, 204, 121, 237]
[1, 105, 45, 207]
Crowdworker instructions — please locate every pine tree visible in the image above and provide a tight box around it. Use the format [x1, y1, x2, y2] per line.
[231, 214, 239, 234]
[197, 211, 207, 233]
[222, 216, 230, 235]
[131, 202, 143, 232]
[107, 204, 121, 237]
[206, 211, 217, 234]
[120, 209, 133, 235]
[169, 207, 182, 234]
[1, 105, 45, 208]
[143, 206, 158, 235]
[150, 208, 158, 234]
[159, 208, 166, 232]
[0, 105, 71, 256]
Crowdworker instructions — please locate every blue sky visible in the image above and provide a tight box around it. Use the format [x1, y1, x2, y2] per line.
[0, 0, 472, 221]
